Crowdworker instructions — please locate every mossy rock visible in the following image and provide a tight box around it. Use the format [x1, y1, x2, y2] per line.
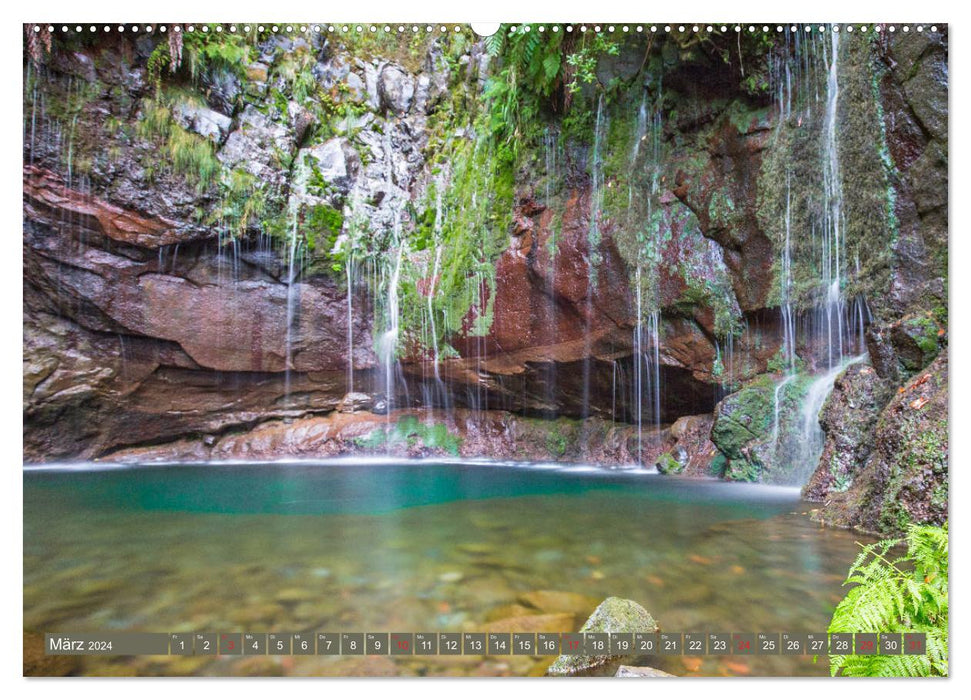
[354, 415, 462, 456]
[723, 456, 763, 482]
[655, 451, 685, 475]
[711, 376, 774, 458]
[816, 354, 948, 536]
[545, 429, 569, 458]
[546, 597, 660, 676]
[710, 375, 776, 481]
[891, 314, 942, 374]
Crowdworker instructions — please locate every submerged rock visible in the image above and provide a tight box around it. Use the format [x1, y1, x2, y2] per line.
[517, 590, 600, 618]
[483, 612, 575, 635]
[546, 597, 659, 677]
[615, 665, 676, 678]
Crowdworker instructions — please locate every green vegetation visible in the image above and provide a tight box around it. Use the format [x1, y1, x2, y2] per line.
[897, 316, 941, 372]
[828, 524, 948, 677]
[210, 168, 273, 237]
[545, 427, 568, 458]
[146, 24, 255, 95]
[135, 98, 221, 191]
[655, 452, 684, 475]
[710, 371, 814, 483]
[710, 374, 775, 480]
[331, 26, 449, 73]
[878, 414, 947, 535]
[355, 415, 463, 456]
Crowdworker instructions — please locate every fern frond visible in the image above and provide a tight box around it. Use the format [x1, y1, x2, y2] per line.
[542, 52, 561, 82]
[485, 29, 506, 58]
[828, 523, 948, 677]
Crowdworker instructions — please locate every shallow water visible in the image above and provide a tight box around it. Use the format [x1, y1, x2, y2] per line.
[23, 461, 874, 677]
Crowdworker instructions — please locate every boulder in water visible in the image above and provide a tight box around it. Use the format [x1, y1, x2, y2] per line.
[710, 376, 775, 481]
[546, 597, 659, 676]
[655, 451, 686, 475]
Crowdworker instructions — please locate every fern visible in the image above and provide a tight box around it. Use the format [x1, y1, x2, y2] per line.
[828, 523, 948, 677]
[484, 31, 506, 58]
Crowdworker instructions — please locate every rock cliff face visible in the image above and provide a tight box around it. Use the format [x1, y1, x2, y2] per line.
[22, 25, 947, 533]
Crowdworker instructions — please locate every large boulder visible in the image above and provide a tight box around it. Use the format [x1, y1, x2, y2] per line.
[546, 597, 659, 676]
[378, 64, 415, 114]
[301, 138, 359, 196]
[172, 100, 233, 143]
[615, 665, 675, 678]
[710, 376, 775, 481]
[890, 314, 944, 375]
[217, 105, 296, 187]
[802, 363, 889, 501]
[814, 354, 948, 535]
[657, 414, 717, 476]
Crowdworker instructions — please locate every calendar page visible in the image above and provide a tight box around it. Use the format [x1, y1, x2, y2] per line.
[22, 19, 948, 681]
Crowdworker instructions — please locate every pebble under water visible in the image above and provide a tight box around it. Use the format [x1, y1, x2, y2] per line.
[23, 461, 876, 677]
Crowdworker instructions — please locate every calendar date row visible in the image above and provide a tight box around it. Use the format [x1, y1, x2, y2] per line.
[47, 632, 927, 657]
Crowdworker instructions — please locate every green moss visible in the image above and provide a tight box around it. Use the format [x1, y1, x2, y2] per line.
[711, 375, 775, 459]
[545, 428, 568, 458]
[726, 101, 770, 134]
[711, 374, 783, 480]
[724, 456, 762, 482]
[303, 204, 344, 255]
[355, 415, 463, 456]
[897, 315, 942, 373]
[908, 317, 940, 356]
[655, 452, 684, 475]
[707, 190, 736, 230]
[878, 414, 947, 534]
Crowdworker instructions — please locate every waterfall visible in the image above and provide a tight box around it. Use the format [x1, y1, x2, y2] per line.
[581, 94, 606, 417]
[771, 374, 796, 451]
[378, 227, 403, 420]
[793, 354, 866, 484]
[427, 243, 448, 409]
[542, 129, 559, 417]
[634, 268, 643, 459]
[819, 29, 846, 370]
[426, 171, 449, 410]
[780, 172, 796, 373]
[345, 254, 355, 394]
[283, 153, 315, 404]
[628, 92, 649, 213]
[772, 169, 797, 455]
[771, 31, 869, 486]
[283, 223, 300, 402]
[543, 127, 557, 205]
[633, 266, 662, 463]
